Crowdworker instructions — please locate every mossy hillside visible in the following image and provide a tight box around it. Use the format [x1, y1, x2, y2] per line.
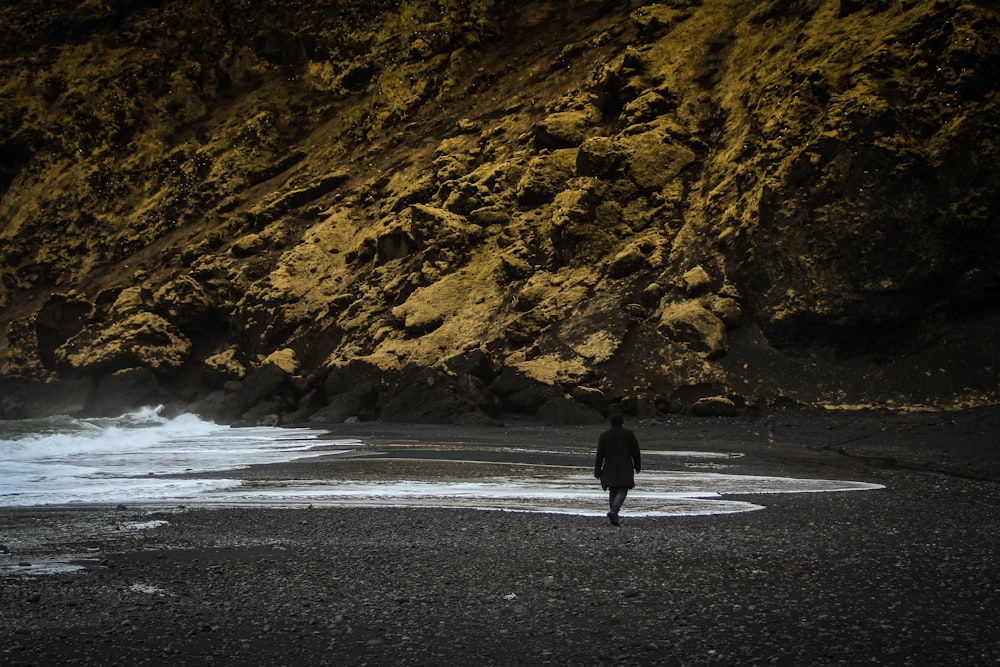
[0, 0, 997, 422]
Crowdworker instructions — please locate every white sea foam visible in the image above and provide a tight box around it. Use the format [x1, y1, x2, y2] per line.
[0, 407, 344, 507]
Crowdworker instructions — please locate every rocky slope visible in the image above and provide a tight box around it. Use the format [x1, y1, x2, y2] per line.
[0, 0, 998, 424]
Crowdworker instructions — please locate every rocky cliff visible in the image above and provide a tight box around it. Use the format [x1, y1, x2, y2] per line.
[1, 0, 998, 424]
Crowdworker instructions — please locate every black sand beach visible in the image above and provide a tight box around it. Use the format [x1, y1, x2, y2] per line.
[2, 409, 999, 666]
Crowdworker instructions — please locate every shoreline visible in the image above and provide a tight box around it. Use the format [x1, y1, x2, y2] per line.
[2, 409, 998, 665]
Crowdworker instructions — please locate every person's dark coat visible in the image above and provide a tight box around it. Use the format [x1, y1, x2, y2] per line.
[594, 425, 641, 490]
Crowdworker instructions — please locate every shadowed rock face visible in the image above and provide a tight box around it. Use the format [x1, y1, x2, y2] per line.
[0, 0, 997, 423]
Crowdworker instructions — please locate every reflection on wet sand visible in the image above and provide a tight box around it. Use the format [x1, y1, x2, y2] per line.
[212, 446, 883, 517]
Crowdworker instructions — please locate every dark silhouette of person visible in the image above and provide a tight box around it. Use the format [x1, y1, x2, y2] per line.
[594, 414, 641, 526]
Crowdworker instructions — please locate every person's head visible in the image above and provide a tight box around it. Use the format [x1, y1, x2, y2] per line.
[610, 414, 624, 427]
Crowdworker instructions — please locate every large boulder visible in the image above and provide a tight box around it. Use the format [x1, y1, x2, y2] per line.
[54, 312, 192, 376]
[185, 389, 246, 424]
[202, 346, 249, 387]
[657, 300, 728, 358]
[536, 396, 605, 424]
[689, 395, 743, 417]
[34, 293, 94, 370]
[576, 136, 623, 178]
[534, 104, 601, 148]
[88, 368, 171, 417]
[313, 359, 385, 422]
[379, 370, 502, 424]
[309, 387, 378, 423]
[262, 348, 301, 376]
[108, 286, 155, 315]
[489, 368, 561, 415]
[516, 149, 578, 205]
[0, 376, 95, 419]
[323, 358, 384, 396]
[153, 275, 217, 332]
[617, 129, 695, 191]
[240, 362, 295, 409]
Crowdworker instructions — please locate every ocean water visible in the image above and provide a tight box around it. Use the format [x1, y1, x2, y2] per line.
[0, 407, 337, 507]
[0, 406, 883, 515]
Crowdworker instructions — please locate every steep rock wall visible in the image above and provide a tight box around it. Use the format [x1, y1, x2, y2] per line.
[0, 0, 997, 422]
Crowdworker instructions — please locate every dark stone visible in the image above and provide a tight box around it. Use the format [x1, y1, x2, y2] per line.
[533, 107, 599, 149]
[515, 150, 577, 205]
[504, 310, 553, 347]
[88, 368, 170, 417]
[310, 387, 378, 423]
[576, 136, 622, 178]
[443, 348, 499, 382]
[536, 397, 605, 424]
[489, 369, 559, 416]
[153, 275, 218, 333]
[323, 359, 384, 397]
[256, 413, 281, 427]
[44, 377, 97, 415]
[0, 376, 95, 418]
[378, 371, 501, 424]
[456, 373, 504, 418]
[240, 363, 293, 408]
[569, 385, 608, 413]
[240, 398, 294, 426]
[689, 396, 743, 417]
[0, 392, 23, 419]
[35, 293, 94, 370]
[185, 389, 245, 423]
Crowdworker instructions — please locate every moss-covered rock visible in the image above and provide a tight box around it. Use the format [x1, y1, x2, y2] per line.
[55, 312, 191, 375]
[658, 300, 728, 359]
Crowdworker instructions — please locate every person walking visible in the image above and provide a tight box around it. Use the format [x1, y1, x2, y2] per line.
[594, 414, 641, 526]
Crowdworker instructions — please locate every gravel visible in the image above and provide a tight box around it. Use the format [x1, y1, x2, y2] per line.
[2, 409, 999, 666]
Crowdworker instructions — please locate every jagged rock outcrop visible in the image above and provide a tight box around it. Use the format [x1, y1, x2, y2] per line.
[0, 0, 998, 423]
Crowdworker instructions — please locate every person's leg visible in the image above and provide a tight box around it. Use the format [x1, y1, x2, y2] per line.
[610, 488, 628, 515]
[606, 487, 620, 525]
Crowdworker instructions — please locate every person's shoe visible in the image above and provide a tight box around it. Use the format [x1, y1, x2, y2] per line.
[607, 511, 620, 526]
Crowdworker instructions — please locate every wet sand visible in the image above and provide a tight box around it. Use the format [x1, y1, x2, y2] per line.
[2, 408, 999, 665]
